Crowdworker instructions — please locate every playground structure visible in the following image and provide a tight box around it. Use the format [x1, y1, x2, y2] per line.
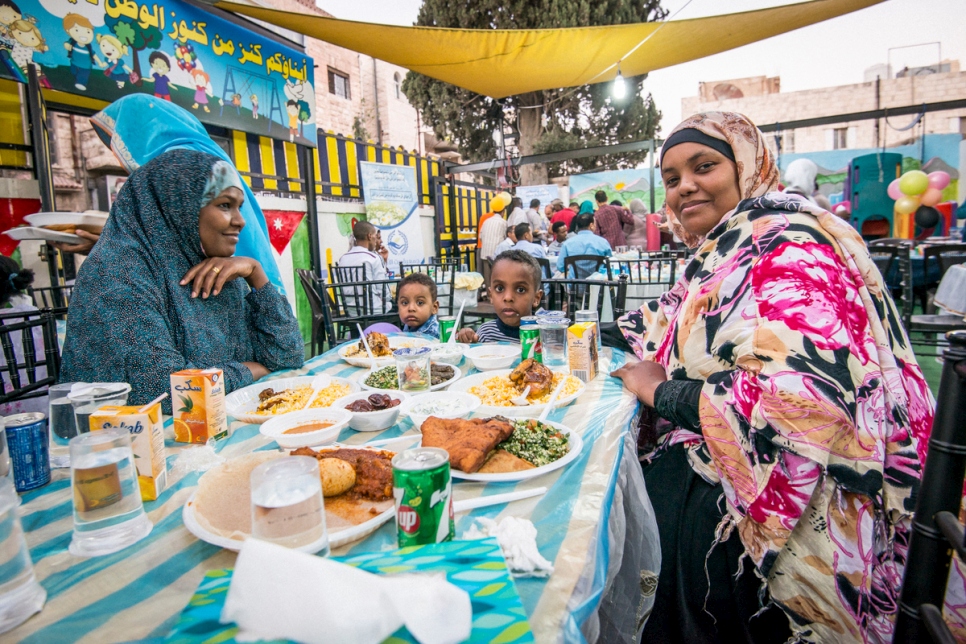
[220, 66, 284, 134]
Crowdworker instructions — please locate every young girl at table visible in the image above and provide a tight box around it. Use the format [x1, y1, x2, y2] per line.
[456, 250, 543, 344]
[397, 272, 440, 338]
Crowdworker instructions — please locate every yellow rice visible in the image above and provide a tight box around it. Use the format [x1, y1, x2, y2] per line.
[468, 373, 582, 407]
[253, 383, 352, 415]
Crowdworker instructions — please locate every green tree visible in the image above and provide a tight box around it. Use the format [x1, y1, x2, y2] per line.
[106, 15, 163, 87]
[402, 0, 666, 185]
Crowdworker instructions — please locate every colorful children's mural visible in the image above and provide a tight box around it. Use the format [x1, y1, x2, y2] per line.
[0, 0, 316, 145]
[569, 168, 660, 209]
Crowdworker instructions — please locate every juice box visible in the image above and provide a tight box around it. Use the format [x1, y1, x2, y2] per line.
[89, 402, 167, 502]
[170, 369, 228, 443]
[567, 321, 599, 383]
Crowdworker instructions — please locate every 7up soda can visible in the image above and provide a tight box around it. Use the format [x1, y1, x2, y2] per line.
[392, 448, 454, 547]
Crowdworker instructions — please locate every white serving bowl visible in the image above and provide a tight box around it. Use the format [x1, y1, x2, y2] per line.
[259, 408, 351, 448]
[431, 343, 465, 366]
[400, 391, 481, 431]
[333, 391, 409, 432]
[465, 344, 519, 371]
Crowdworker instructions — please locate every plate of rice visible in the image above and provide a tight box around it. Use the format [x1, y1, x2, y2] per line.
[447, 369, 584, 418]
[225, 376, 360, 424]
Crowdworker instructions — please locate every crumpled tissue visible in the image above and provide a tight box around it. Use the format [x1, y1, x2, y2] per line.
[464, 516, 554, 577]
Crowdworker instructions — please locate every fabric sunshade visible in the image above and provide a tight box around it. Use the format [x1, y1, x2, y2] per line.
[216, 0, 883, 99]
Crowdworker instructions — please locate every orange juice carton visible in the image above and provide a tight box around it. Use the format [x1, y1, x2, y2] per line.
[89, 402, 167, 501]
[568, 321, 599, 383]
[170, 368, 228, 443]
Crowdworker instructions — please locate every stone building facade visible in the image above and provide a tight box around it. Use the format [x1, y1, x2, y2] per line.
[681, 61, 966, 155]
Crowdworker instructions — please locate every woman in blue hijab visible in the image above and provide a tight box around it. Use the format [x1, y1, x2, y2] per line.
[61, 149, 304, 411]
[87, 93, 283, 289]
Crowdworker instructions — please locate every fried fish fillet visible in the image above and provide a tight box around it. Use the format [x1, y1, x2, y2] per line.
[420, 416, 515, 473]
[478, 449, 535, 474]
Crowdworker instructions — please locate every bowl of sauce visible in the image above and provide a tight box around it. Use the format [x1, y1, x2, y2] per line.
[259, 408, 352, 448]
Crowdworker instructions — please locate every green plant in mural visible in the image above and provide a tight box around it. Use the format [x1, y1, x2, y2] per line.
[105, 15, 163, 87]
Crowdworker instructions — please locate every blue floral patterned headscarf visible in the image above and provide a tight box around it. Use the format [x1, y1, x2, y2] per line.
[90, 94, 283, 289]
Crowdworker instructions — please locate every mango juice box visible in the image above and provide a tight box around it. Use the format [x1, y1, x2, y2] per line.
[170, 368, 228, 443]
[567, 321, 599, 383]
[89, 402, 167, 502]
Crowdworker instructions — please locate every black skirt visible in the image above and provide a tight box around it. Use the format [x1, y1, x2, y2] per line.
[641, 443, 792, 644]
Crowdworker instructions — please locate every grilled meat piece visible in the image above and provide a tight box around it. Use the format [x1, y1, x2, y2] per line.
[509, 358, 554, 398]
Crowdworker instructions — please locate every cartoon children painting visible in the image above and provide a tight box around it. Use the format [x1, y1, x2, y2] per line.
[96, 34, 132, 89]
[148, 51, 175, 101]
[8, 19, 46, 77]
[250, 94, 258, 120]
[286, 99, 298, 142]
[190, 68, 210, 112]
[63, 13, 98, 91]
[0, 0, 22, 41]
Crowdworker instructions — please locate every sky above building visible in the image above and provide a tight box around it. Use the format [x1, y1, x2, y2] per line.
[316, 0, 964, 134]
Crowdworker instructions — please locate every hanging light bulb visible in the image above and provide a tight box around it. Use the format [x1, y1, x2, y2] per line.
[613, 62, 627, 100]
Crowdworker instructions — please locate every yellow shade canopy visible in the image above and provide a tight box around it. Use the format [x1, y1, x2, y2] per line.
[217, 0, 883, 99]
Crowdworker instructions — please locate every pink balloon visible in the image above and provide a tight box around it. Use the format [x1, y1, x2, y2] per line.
[928, 171, 950, 191]
[920, 188, 942, 207]
[887, 179, 902, 200]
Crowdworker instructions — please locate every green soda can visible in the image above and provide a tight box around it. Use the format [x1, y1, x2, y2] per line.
[392, 447, 454, 547]
[438, 315, 457, 343]
[520, 315, 542, 362]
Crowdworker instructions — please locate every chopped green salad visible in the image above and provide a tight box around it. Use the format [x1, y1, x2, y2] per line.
[500, 419, 569, 467]
[365, 366, 398, 389]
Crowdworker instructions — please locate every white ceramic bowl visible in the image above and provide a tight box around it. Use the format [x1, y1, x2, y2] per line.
[431, 343, 465, 366]
[259, 408, 352, 448]
[465, 345, 519, 371]
[333, 391, 409, 432]
[400, 391, 481, 431]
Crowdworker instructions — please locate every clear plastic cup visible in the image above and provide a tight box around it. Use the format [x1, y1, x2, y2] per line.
[68, 383, 131, 436]
[575, 310, 602, 352]
[0, 478, 45, 634]
[68, 426, 152, 557]
[48, 382, 76, 468]
[251, 456, 328, 554]
[538, 317, 570, 367]
[394, 347, 432, 393]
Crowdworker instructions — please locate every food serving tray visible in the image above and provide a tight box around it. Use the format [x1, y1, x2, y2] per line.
[448, 369, 585, 418]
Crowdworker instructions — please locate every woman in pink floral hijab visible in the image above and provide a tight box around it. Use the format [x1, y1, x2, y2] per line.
[612, 112, 936, 642]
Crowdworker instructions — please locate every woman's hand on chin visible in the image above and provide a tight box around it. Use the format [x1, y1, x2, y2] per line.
[181, 257, 269, 298]
[610, 360, 668, 408]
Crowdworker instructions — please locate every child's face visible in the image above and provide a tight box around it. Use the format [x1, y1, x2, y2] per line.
[12, 28, 38, 48]
[151, 58, 169, 74]
[287, 104, 298, 115]
[99, 40, 119, 59]
[489, 260, 542, 327]
[397, 283, 438, 330]
[0, 6, 20, 25]
[68, 25, 93, 45]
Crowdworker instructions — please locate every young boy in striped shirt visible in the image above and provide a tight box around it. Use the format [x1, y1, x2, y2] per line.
[457, 249, 543, 344]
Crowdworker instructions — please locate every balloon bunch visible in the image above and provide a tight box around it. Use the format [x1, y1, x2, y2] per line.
[489, 191, 513, 213]
[174, 42, 198, 72]
[889, 170, 951, 215]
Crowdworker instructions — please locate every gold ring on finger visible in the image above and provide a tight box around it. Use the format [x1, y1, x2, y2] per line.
[211, 266, 221, 274]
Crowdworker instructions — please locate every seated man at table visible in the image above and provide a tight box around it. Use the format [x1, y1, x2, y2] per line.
[547, 221, 571, 254]
[512, 223, 547, 260]
[493, 226, 517, 257]
[397, 272, 440, 338]
[339, 220, 391, 314]
[456, 250, 543, 344]
[556, 212, 612, 278]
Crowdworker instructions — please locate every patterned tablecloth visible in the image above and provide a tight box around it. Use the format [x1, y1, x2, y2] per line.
[7, 344, 658, 644]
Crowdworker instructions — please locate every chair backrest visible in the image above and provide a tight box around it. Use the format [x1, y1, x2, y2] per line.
[0, 309, 61, 405]
[27, 285, 73, 309]
[870, 245, 900, 282]
[321, 278, 399, 339]
[895, 330, 966, 640]
[400, 262, 457, 315]
[329, 264, 367, 284]
[923, 244, 966, 284]
[607, 256, 677, 286]
[536, 257, 552, 279]
[296, 269, 325, 317]
[563, 254, 608, 279]
[542, 276, 628, 319]
[896, 244, 915, 326]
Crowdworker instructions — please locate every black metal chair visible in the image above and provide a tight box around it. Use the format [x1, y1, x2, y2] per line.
[296, 269, 327, 357]
[896, 246, 966, 348]
[563, 254, 609, 279]
[542, 275, 628, 320]
[922, 244, 966, 310]
[400, 262, 457, 316]
[27, 284, 73, 310]
[870, 244, 901, 281]
[536, 257, 552, 279]
[606, 255, 676, 310]
[319, 278, 399, 343]
[896, 330, 966, 642]
[328, 264, 368, 284]
[0, 308, 63, 405]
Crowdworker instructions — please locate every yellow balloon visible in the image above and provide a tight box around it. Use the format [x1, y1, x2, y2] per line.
[895, 195, 920, 215]
[898, 170, 929, 196]
[489, 195, 505, 212]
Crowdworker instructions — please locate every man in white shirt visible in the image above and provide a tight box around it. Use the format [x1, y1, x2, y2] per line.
[512, 223, 546, 260]
[507, 197, 527, 227]
[479, 211, 509, 259]
[338, 220, 391, 313]
[493, 226, 516, 257]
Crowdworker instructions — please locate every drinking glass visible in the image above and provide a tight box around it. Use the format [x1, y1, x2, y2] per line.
[48, 382, 76, 468]
[68, 426, 152, 557]
[538, 317, 570, 368]
[394, 347, 432, 393]
[575, 309, 602, 352]
[251, 456, 328, 554]
[68, 383, 131, 436]
[0, 478, 45, 634]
